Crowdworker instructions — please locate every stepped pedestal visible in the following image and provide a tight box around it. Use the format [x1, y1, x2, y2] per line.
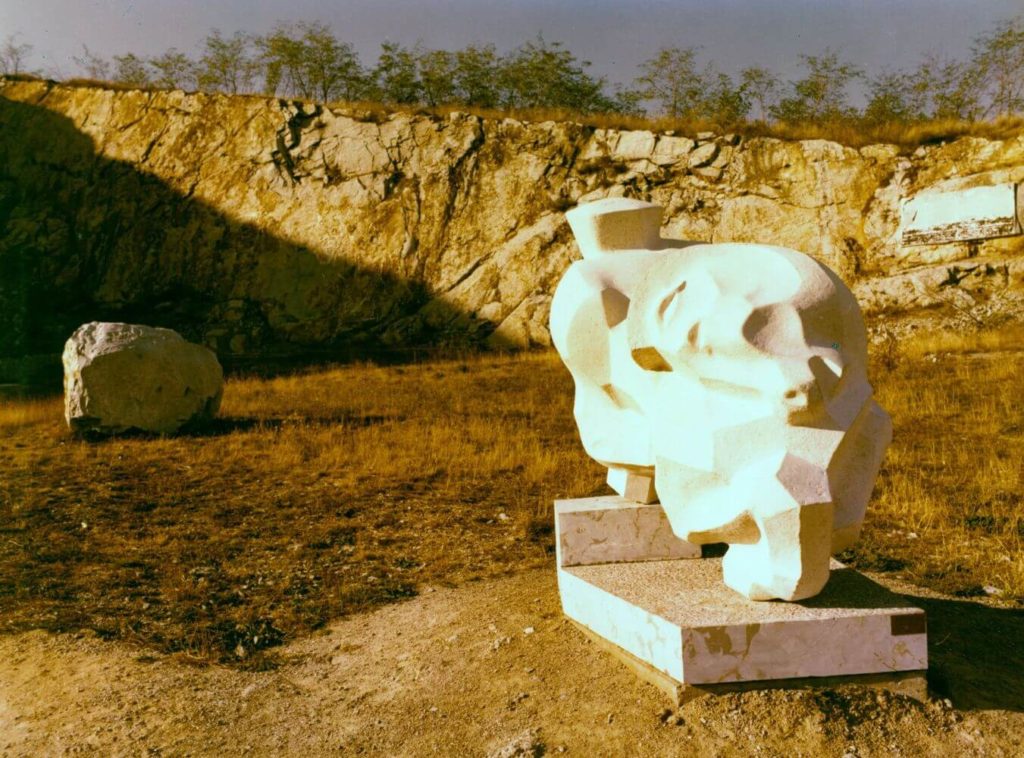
[555, 496, 929, 703]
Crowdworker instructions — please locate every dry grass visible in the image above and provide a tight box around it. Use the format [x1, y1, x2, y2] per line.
[1, 340, 1022, 668]
[899, 323, 1024, 357]
[12, 75, 1022, 149]
[0, 351, 602, 668]
[311, 101, 1024, 150]
[853, 335, 1024, 600]
[748, 114, 1024, 149]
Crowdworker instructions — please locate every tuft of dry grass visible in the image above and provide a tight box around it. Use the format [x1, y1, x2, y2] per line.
[0, 397, 57, 429]
[899, 323, 1024, 358]
[747, 114, 1024, 149]
[1, 338, 1022, 667]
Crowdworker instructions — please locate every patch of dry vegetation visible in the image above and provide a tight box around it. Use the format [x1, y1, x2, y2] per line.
[452, 109, 1024, 150]
[11, 75, 1022, 150]
[899, 323, 1024, 357]
[850, 336, 1024, 600]
[0, 352, 602, 667]
[1, 339, 1022, 668]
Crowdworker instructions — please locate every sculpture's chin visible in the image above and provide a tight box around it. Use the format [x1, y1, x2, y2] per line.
[719, 502, 835, 602]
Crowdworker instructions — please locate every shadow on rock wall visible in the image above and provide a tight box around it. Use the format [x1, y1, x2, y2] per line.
[0, 95, 507, 389]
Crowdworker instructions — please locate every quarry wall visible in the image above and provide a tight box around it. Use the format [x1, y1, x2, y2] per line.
[2, 78, 1023, 378]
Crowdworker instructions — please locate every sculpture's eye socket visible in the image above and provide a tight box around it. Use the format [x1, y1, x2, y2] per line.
[657, 281, 687, 321]
[687, 322, 700, 348]
[601, 288, 630, 328]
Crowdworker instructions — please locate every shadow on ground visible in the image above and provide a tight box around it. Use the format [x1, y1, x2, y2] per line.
[917, 594, 1024, 712]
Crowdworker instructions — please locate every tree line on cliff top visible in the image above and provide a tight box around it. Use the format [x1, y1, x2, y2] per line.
[2, 16, 1022, 125]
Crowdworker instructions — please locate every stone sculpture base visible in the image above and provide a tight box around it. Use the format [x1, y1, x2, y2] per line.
[556, 496, 929, 704]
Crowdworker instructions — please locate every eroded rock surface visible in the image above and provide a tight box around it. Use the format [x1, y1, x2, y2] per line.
[63, 322, 223, 434]
[2, 78, 1023, 370]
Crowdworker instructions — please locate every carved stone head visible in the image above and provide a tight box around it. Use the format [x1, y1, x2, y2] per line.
[550, 198, 891, 601]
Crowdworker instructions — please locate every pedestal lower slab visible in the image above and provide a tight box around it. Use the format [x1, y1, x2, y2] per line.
[555, 496, 928, 701]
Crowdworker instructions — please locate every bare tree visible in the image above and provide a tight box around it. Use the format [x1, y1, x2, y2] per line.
[863, 69, 926, 123]
[633, 47, 749, 121]
[740, 66, 780, 122]
[73, 45, 111, 80]
[451, 44, 501, 108]
[914, 53, 985, 120]
[371, 41, 421, 104]
[197, 29, 258, 94]
[1, 34, 33, 75]
[772, 49, 863, 122]
[498, 35, 613, 113]
[416, 47, 456, 107]
[633, 46, 704, 118]
[150, 48, 198, 90]
[971, 15, 1024, 117]
[112, 53, 152, 87]
[258, 21, 364, 101]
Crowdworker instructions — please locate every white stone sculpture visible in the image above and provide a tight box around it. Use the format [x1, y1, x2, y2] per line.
[550, 198, 892, 601]
[63, 322, 223, 434]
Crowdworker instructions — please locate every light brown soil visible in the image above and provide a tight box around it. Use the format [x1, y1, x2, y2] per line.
[2, 567, 1022, 757]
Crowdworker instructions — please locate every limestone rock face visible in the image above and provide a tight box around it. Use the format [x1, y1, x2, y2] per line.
[1, 78, 1023, 374]
[63, 322, 223, 434]
[550, 199, 892, 602]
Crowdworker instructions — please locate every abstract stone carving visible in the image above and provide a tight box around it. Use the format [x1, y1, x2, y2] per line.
[63, 322, 223, 435]
[550, 198, 892, 601]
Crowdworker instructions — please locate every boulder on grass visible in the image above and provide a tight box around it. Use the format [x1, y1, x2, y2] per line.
[63, 322, 223, 434]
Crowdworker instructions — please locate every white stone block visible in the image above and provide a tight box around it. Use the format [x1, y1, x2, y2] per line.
[612, 130, 656, 161]
[901, 182, 1021, 245]
[556, 496, 700, 567]
[606, 467, 658, 503]
[651, 135, 695, 166]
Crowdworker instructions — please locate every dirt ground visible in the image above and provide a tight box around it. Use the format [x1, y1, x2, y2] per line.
[2, 566, 1022, 757]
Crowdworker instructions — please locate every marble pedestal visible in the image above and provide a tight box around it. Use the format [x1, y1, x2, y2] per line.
[556, 496, 929, 703]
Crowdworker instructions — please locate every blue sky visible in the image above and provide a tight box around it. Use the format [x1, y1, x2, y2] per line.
[3, 0, 1022, 102]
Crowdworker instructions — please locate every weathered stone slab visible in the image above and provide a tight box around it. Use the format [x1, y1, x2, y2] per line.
[559, 557, 927, 686]
[651, 135, 695, 165]
[570, 620, 927, 704]
[900, 182, 1021, 245]
[687, 142, 719, 168]
[612, 130, 656, 161]
[556, 496, 700, 567]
